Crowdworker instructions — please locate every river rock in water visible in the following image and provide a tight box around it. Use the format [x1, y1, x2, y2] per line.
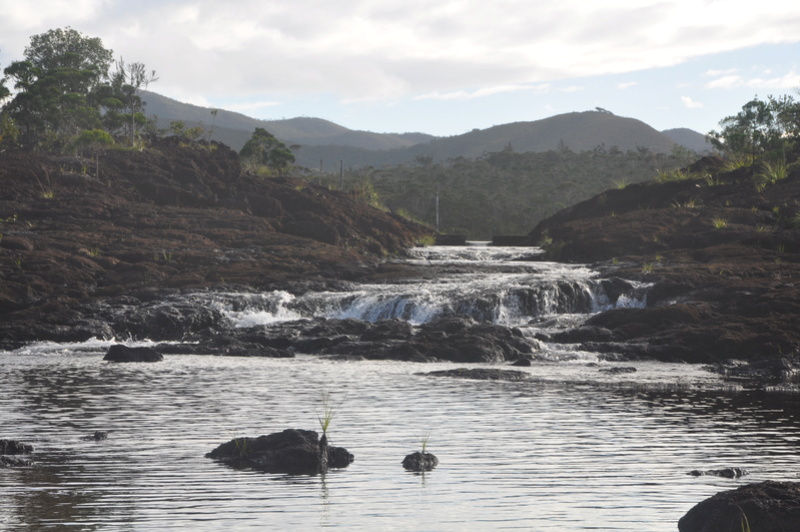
[0, 439, 34, 468]
[205, 428, 353, 475]
[678, 481, 800, 532]
[402, 451, 439, 472]
[103, 345, 164, 362]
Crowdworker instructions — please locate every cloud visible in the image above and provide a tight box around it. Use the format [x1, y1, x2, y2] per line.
[618, 82, 638, 89]
[414, 84, 550, 101]
[2, 0, 800, 106]
[705, 69, 800, 90]
[681, 96, 703, 108]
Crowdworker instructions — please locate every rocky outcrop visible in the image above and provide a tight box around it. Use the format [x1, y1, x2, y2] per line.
[252, 315, 540, 363]
[205, 428, 353, 475]
[103, 345, 163, 362]
[679, 481, 800, 532]
[527, 157, 800, 376]
[0, 140, 431, 347]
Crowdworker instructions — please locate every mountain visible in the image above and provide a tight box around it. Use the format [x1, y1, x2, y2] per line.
[661, 128, 713, 153]
[141, 92, 706, 169]
[141, 91, 434, 152]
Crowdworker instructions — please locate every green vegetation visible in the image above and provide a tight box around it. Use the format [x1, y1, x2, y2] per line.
[239, 127, 296, 177]
[321, 145, 689, 239]
[712, 217, 729, 229]
[316, 391, 338, 439]
[1, 27, 157, 152]
[707, 94, 800, 168]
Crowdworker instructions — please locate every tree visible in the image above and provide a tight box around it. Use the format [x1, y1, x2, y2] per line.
[104, 58, 158, 146]
[239, 127, 296, 176]
[1, 27, 157, 151]
[706, 95, 799, 165]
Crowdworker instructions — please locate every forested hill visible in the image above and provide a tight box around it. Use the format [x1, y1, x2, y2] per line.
[142, 92, 707, 169]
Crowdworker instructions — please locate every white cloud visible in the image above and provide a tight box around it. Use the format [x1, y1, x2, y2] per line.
[3, 0, 800, 112]
[705, 69, 800, 90]
[414, 84, 550, 101]
[681, 96, 703, 108]
[618, 82, 638, 89]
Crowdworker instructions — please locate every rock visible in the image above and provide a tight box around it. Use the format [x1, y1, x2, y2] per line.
[0, 439, 34, 454]
[0, 456, 33, 468]
[678, 481, 800, 532]
[423, 367, 531, 381]
[205, 428, 353, 475]
[688, 467, 747, 478]
[103, 345, 164, 362]
[402, 451, 439, 472]
[599, 366, 637, 374]
[80, 431, 108, 441]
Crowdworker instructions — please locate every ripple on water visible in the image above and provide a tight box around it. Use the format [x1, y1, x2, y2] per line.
[2, 354, 800, 531]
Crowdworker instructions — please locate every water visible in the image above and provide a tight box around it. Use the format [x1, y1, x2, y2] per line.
[2, 246, 799, 531]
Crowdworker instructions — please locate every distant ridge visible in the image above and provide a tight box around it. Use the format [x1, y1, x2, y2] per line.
[661, 128, 713, 154]
[142, 91, 708, 169]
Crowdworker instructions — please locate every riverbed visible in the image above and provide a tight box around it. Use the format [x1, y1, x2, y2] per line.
[2, 246, 799, 530]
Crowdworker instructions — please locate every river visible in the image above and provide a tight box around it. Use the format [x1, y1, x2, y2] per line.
[2, 245, 799, 531]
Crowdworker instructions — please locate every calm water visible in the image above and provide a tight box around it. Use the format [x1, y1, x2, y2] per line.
[2, 246, 799, 531]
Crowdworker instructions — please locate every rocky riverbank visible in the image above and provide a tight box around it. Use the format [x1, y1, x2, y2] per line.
[0, 139, 430, 348]
[527, 156, 800, 384]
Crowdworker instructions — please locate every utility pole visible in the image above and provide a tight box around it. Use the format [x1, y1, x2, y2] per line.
[435, 190, 440, 233]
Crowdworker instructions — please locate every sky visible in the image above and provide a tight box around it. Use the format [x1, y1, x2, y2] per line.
[1, 0, 800, 137]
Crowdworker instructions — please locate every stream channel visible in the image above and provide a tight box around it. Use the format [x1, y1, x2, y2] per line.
[2, 245, 799, 530]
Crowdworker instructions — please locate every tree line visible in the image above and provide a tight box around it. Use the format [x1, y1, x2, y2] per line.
[0, 27, 293, 175]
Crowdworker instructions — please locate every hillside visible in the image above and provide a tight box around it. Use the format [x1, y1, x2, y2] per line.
[142, 91, 433, 153]
[525, 156, 800, 374]
[662, 128, 712, 153]
[142, 92, 702, 169]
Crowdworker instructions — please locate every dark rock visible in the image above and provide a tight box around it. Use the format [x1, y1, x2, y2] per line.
[0, 235, 34, 251]
[205, 428, 353, 475]
[0, 439, 34, 454]
[80, 431, 108, 442]
[688, 467, 747, 478]
[423, 368, 531, 381]
[0, 456, 33, 468]
[103, 345, 164, 362]
[599, 366, 637, 374]
[402, 451, 439, 472]
[678, 481, 800, 532]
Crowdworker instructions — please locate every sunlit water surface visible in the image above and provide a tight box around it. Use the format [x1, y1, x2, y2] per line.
[3, 246, 800, 531]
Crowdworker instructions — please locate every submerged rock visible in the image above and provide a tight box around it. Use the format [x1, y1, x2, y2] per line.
[0, 439, 34, 468]
[80, 431, 108, 442]
[688, 467, 747, 478]
[0, 456, 33, 468]
[0, 439, 34, 454]
[402, 451, 439, 472]
[205, 428, 353, 475]
[679, 481, 800, 532]
[423, 367, 531, 381]
[103, 345, 164, 362]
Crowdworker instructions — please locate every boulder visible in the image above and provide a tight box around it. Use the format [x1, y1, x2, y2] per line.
[103, 345, 164, 362]
[1, 456, 33, 468]
[402, 451, 439, 472]
[205, 428, 353, 475]
[423, 368, 531, 381]
[678, 481, 800, 532]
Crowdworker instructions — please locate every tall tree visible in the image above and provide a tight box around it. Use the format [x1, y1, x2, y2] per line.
[3, 28, 114, 149]
[239, 127, 296, 176]
[707, 95, 799, 165]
